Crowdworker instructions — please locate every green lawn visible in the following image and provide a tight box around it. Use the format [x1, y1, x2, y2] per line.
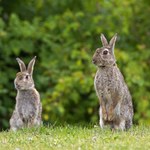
[0, 125, 150, 150]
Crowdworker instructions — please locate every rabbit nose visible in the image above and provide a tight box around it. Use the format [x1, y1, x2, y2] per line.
[15, 83, 20, 89]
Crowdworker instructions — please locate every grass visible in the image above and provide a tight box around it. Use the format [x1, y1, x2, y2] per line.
[0, 124, 150, 150]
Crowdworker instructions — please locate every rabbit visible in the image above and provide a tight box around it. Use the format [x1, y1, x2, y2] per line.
[10, 56, 42, 131]
[92, 34, 133, 131]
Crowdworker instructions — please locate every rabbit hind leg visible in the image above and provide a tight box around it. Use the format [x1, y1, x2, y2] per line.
[99, 106, 104, 128]
[114, 120, 125, 131]
[125, 119, 133, 130]
[33, 117, 42, 126]
[99, 106, 109, 129]
[111, 119, 125, 131]
[10, 111, 24, 131]
[118, 119, 126, 131]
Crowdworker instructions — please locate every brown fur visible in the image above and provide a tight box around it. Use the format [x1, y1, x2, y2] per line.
[10, 56, 42, 131]
[92, 34, 133, 130]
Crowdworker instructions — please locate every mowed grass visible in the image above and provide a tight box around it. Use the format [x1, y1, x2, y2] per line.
[0, 125, 150, 150]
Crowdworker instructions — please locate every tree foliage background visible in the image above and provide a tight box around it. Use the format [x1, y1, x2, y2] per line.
[0, 0, 150, 129]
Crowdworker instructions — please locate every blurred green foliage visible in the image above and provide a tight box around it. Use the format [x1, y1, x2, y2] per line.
[0, 0, 150, 129]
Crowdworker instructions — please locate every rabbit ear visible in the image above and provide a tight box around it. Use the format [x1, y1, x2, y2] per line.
[16, 58, 26, 72]
[100, 34, 108, 46]
[109, 33, 117, 51]
[27, 56, 36, 75]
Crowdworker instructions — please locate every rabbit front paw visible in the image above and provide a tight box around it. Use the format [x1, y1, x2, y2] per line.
[102, 106, 108, 120]
[103, 112, 107, 120]
[107, 107, 115, 121]
[108, 113, 115, 121]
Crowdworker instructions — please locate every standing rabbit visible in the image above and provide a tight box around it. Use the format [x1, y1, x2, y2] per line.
[92, 34, 133, 131]
[10, 56, 42, 131]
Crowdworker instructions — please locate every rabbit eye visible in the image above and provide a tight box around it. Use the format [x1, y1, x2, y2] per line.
[25, 75, 29, 79]
[103, 50, 109, 55]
